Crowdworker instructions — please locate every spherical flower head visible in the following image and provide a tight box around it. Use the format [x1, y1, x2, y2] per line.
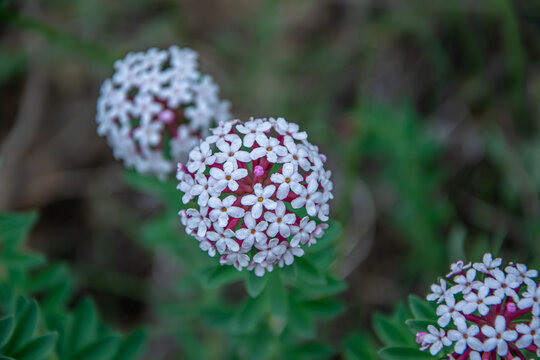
[96, 46, 231, 179]
[418, 253, 540, 359]
[177, 117, 333, 276]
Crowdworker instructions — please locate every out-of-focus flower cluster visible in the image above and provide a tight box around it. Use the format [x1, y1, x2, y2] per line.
[417, 253, 540, 360]
[96, 46, 230, 178]
[177, 117, 333, 276]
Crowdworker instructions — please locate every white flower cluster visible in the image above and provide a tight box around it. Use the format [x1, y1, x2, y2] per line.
[177, 117, 333, 276]
[96, 46, 231, 178]
[417, 253, 540, 360]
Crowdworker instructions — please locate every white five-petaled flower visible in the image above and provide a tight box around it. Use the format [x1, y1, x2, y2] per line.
[515, 317, 540, 350]
[278, 242, 304, 267]
[473, 253, 503, 274]
[250, 135, 287, 163]
[518, 283, 540, 316]
[427, 279, 451, 304]
[481, 316, 518, 356]
[484, 269, 520, 302]
[458, 286, 501, 316]
[436, 295, 464, 328]
[208, 195, 245, 228]
[185, 207, 211, 238]
[270, 163, 304, 200]
[447, 318, 483, 354]
[452, 269, 482, 295]
[187, 141, 216, 173]
[422, 325, 451, 356]
[264, 201, 296, 238]
[291, 180, 321, 217]
[207, 228, 239, 253]
[190, 174, 221, 207]
[241, 184, 277, 219]
[210, 161, 248, 191]
[253, 238, 287, 264]
[290, 216, 317, 247]
[447, 260, 472, 278]
[235, 212, 268, 250]
[215, 136, 251, 165]
[236, 120, 271, 147]
[506, 263, 538, 287]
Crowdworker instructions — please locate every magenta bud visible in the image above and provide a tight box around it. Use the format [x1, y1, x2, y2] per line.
[253, 165, 264, 177]
[158, 109, 175, 123]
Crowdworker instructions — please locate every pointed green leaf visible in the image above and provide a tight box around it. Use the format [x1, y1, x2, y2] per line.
[379, 346, 433, 360]
[72, 336, 120, 360]
[0, 315, 14, 348]
[5, 300, 39, 353]
[245, 271, 267, 298]
[68, 298, 97, 354]
[267, 272, 288, 318]
[201, 266, 244, 288]
[405, 319, 436, 333]
[14, 333, 57, 360]
[113, 329, 146, 360]
[373, 313, 414, 347]
[408, 295, 436, 320]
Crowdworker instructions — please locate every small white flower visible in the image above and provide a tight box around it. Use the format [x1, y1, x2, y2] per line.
[273, 117, 307, 141]
[264, 201, 296, 238]
[291, 181, 321, 217]
[290, 216, 317, 247]
[250, 135, 287, 163]
[506, 263, 538, 287]
[236, 120, 271, 147]
[177, 169, 195, 204]
[422, 325, 451, 356]
[458, 286, 501, 316]
[253, 238, 287, 264]
[484, 269, 519, 302]
[206, 120, 235, 144]
[447, 318, 483, 354]
[481, 315, 518, 356]
[190, 173, 222, 207]
[452, 268, 482, 295]
[185, 207, 211, 238]
[270, 163, 303, 200]
[518, 283, 540, 315]
[207, 228, 239, 254]
[436, 295, 464, 327]
[199, 239, 216, 257]
[426, 279, 451, 304]
[235, 212, 268, 250]
[220, 252, 250, 271]
[241, 184, 277, 219]
[215, 136, 251, 165]
[280, 138, 311, 171]
[208, 195, 245, 228]
[447, 260, 472, 278]
[473, 253, 503, 274]
[515, 317, 540, 349]
[187, 142, 216, 174]
[133, 120, 163, 147]
[278, 242, 304, 267]
[210, 161, 248, 191]
[248, 260, 274, 277]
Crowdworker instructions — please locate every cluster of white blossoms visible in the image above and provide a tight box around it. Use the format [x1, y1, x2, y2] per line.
[96, 46, 230, 178]
[417, 253, 540, 360]
[177, 117, 333, 276]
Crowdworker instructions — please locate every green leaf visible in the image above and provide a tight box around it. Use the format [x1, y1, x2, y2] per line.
[379, 347, 433, 360]
[295, 258, 326, 286]
[288, 301, 315, 338]
[373, 313, 414, 347]
[24, 265, 66, 293]
[408, 295, 436, 320]
[0, 212, 37, 245]
[201, 266, 244, 288]
[5, 299, 39, 353]
[72, 336, 120, 360]
[405, 319, 437, 333]
[13, 332, 57, 360]
[304, 220, 342, 255]
[235, 296, 266, 334]
[301, 298, 345, 320]
[112, 329, 146, 360]
[68, 298, 97, 353]
[0, 315, 14, 348]
[287, 342, 334, 359]
[343, 331, 379, 360]
[266, 271, 288, 318]
[245, 271, 267, 298]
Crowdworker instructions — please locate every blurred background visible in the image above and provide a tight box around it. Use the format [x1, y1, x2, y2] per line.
[2, 0, 540, 357]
